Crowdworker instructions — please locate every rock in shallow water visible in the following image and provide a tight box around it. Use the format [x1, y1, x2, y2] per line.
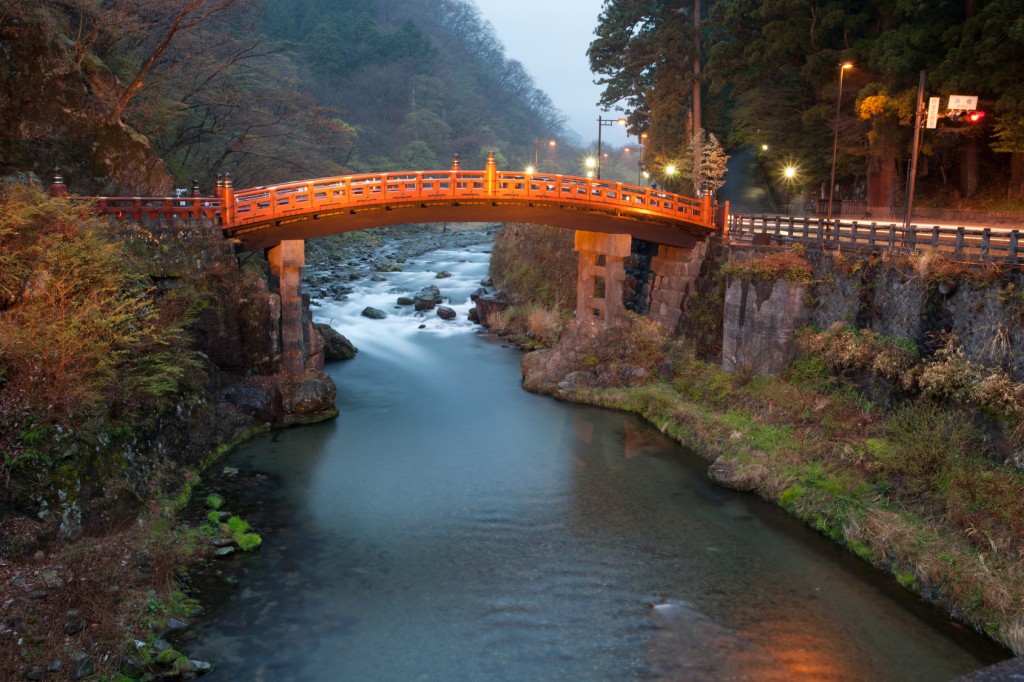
[314, 322, 357, 361]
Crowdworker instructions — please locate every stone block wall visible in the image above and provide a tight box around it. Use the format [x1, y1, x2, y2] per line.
[646, 242, 709, 331]
[574, 231, 632, 326]
[722, 278, 809, 376]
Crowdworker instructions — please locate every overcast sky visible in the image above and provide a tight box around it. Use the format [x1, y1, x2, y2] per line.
[476, 0, 632, 149]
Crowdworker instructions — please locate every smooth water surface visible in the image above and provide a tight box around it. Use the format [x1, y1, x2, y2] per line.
[184, 242, 1004, 681]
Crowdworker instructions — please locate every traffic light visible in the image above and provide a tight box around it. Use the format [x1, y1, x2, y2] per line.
[968, 110, 986, 123]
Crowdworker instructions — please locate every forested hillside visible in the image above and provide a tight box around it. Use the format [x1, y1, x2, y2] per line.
[0, 0, 566, 193]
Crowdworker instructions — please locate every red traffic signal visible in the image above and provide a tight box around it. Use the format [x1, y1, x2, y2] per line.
[968, 110, 986, 123]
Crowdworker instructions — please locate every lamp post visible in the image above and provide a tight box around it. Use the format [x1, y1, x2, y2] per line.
[664, 164, 677, 190]
[596, 116, 626, 179]
[827, 61, 854, 221]
[533, 139, 556, 170]
[638, 133, 648, 185]
[783, 165, 797, 216]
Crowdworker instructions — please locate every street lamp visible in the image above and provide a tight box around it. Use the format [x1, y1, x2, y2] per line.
[533, 139, 556, 170]
[638, 132, 648, 185]
[827, 61, 854, 221]
[596, 116, 626, 179]
[783, 165, 797, 215]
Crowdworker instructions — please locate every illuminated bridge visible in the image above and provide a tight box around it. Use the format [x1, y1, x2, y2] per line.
[87, 153, 717, 250]
[75, 154, 724, 374]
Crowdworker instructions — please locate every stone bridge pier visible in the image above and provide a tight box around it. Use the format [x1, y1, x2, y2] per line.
[266, 239, 306, 376]
[574, 230, 709, 331]
[574, 231, 631, 325]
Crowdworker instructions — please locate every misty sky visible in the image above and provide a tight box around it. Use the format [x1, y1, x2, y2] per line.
[477, 0, 633, 150]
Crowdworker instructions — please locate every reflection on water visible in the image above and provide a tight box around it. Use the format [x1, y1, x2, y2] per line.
[183, 242, 1005, 681]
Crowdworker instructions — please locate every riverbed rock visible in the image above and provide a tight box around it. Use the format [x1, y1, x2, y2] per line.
[707, 456, 768, 492]
[470, 287, 488, 302]
[435, 270, 452, 279]
[473, 291, 511, 327]
[70, 651, 93, 680]
[314, 323, 357, 361]
[288, 370, 338, 415]
[190, 659, 214, 675]
[219, 381, 284, 424]
[437, 306, 457, 320]
[414, 285, 442, 311]
[361, 306, 386, 319]
[397, 295, 415, 306]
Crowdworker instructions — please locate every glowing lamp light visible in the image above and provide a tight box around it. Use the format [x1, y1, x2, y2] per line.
[525, 165, 535, 174]
[968, 110, 986, 123]
[665, 164, 677, 176]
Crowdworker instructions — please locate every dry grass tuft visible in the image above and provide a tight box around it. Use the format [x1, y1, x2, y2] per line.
[721, 245, 813, 283]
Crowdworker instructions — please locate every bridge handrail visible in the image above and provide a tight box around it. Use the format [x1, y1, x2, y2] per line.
[730, 213, 1022, 262]
[82, 196, 224, 222]
[229, 170, 709, 228]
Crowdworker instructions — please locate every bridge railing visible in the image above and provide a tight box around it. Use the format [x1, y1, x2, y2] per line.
[730, 213, 1022, 262]
[230, 170, 709, 229]
[89, 196, 224, 222]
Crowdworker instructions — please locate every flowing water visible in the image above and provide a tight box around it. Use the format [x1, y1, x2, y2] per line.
[183, 240, 1007, 681]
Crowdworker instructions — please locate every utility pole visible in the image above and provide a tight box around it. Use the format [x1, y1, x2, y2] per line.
[904, 70, 926, 233]
[692, 0, 702, 195]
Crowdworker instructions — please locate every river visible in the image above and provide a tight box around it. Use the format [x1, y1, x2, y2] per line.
[181, 239, 1006, 681]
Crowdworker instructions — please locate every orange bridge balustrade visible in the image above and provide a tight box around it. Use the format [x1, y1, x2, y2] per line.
[80, 156, 719, 251]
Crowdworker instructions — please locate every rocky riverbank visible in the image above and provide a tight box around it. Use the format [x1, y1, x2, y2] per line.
[0, 221, 503, 681]
[303, 223, 498, 298]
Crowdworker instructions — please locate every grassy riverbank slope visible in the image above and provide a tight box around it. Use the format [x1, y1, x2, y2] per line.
[491, 224, 1024, 656]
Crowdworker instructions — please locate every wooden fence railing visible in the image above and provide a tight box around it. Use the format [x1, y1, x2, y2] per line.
[729, 214, 1022, 262]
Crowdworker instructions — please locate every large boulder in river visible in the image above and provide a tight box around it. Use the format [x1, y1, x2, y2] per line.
[437, 306, 457, 320]
[469, 287, 488, 302]
[288, 370, 338, 416]
[414, 285, 442, 311]
[314, 322, 357, 361]
[361, 306, 386, 319]
[473, 291, 510, 328]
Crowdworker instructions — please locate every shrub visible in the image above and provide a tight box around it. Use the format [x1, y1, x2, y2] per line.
[720, 246, 813, 283]
[489, 224, 576, 310]
[0, 186, 205, 504]
[882, 402, 975, 488]
[796, 323, 919, 381]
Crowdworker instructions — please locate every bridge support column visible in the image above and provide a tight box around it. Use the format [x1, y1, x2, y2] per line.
[646, 242, 709, 331]
[574, 231, 631, 326]
[267, 240, 306, 376]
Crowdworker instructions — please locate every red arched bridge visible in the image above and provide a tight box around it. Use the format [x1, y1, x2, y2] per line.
[71, 154, 724, 376]
[84, 154, 719, 250]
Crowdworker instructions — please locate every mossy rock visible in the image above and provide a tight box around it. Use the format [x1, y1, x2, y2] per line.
[155, 648, 184, 665]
